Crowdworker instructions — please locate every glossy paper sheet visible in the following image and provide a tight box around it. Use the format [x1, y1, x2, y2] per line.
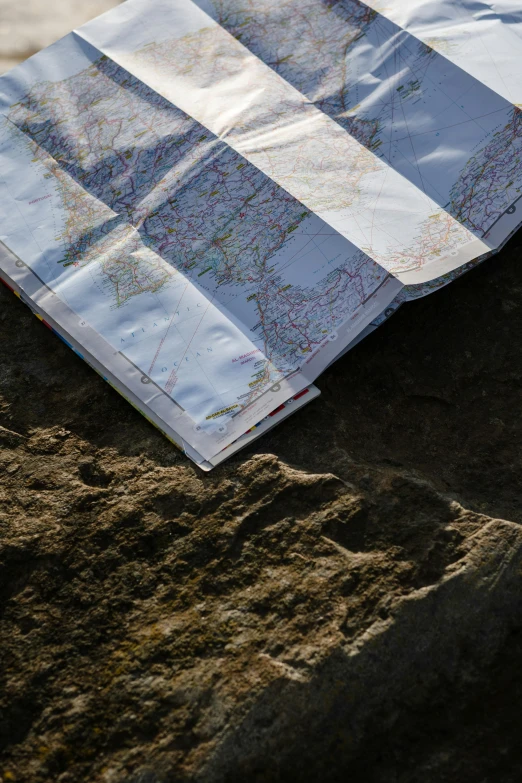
[0, 0, 520, 464]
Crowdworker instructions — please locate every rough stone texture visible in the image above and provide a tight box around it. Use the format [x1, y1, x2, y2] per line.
[2, 7, 522, 778]
[1, 231, 522, 782]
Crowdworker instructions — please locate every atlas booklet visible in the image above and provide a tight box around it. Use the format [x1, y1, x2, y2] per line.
[0, 0, 521, 468]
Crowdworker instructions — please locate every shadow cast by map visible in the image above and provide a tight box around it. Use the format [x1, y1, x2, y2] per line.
[1, 229, 521, 522]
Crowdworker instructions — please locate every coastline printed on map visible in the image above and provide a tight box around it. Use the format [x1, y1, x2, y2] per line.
[0, 30, 400, 461]
[78, 0, 522, 282]
[0, 0, 521, 466]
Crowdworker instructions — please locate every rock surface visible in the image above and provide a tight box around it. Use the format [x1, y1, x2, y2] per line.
[1, 229, 522, 782]
[2, 4, 522, 781]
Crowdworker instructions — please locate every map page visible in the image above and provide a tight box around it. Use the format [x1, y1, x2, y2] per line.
[0, 0, 520, 466]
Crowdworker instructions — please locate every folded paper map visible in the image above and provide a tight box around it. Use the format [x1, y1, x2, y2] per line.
[0, 0, 520, 468]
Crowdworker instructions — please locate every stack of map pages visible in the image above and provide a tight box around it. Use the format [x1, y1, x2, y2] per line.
[0, 0, 521, 468]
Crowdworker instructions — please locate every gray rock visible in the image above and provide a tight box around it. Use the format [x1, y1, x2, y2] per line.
[1, 234, 522, 782]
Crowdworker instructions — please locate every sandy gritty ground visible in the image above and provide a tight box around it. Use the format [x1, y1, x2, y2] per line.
[0, 0, 120, 73]
[2, 3, 522, 781]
